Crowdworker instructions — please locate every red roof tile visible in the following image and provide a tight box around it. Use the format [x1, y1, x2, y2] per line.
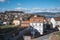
[54, 17, 60, 21]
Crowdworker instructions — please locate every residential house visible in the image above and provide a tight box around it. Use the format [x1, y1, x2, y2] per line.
[12, 19, 20, 26]
[20, 14, 32, 28]
[29, 15, 45, 35]
[54, 17, 60, 26]
[30, 15, 44, 23]
[54, 17, 60, 30]
[21, 20, 30, 28]
[46, 18, 56, 29]
[50, 18, 56, 28]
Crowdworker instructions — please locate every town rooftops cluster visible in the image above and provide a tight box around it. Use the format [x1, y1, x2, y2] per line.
[0, 11, 60, 28]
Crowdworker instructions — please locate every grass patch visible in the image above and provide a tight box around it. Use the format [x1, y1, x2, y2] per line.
[49, 31, 60, 40]
[0, 25, 17, 29]
[55, 31, 60, 36]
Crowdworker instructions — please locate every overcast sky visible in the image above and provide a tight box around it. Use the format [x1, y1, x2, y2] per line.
[0, 0, 60, 13]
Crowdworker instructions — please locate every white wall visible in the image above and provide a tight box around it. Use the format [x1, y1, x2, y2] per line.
[30, 22, 43, 35]
[50, 18, 56, 28]
[56, 21, 60, 26]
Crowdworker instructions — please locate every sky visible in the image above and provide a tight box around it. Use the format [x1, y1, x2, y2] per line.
[0, 0, 60, 13]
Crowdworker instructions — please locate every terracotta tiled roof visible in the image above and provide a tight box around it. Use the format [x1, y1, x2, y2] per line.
[54, 17, 60, 21]
[30, 16, 44, 23]
[21, 21, 30, 24]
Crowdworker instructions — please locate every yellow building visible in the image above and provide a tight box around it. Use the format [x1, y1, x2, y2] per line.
[13, 19, 20, 26]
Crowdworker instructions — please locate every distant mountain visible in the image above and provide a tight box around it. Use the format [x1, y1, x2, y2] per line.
[33, 12, 60, 18]
[5, 11, 24, 13]
[34, 12, 60, 14]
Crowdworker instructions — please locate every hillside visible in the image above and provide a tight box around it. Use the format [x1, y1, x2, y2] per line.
[33, 12, 60, 18]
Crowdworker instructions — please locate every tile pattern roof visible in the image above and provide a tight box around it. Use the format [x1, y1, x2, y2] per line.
[54, 17, 60, 21]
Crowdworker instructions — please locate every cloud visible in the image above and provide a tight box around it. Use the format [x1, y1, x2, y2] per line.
[17, 3, 22, 6]
[31, 7, 60, 12]
[0, 8, 5, 12]
[15, 7, 25, 11]
[15, 7, 31, 11]
[14, 7, 60, 13]
[0, 0, 5, 2]
[0, 8, 1, 10]
[47, 7, 60, 12]
[14, 7, 33, 13]
[30, 8, 48, 13]
[0, 8, 5, 10]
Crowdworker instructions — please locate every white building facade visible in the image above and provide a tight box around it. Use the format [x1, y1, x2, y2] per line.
[30, 22, 43, 35]
[50, 18, 56, 28]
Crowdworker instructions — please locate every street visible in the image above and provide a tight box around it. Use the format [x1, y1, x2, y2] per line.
[32, 34, 50, 40]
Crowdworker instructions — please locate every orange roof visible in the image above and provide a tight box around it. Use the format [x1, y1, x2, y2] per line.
[54, 17, 60, 21]
[30, 17, 44, 19]
[30, 17, 44, 22]
[21, 20, 30, 24]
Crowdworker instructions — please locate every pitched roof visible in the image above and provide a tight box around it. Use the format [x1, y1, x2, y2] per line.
[54, 17, 60, 21]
